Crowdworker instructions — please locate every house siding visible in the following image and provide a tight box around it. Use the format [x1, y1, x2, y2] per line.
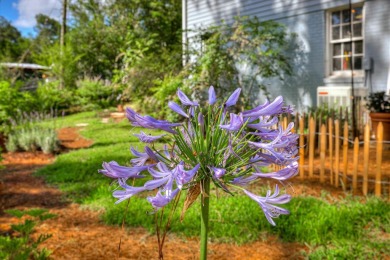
[185, 0, 390, 109]
[364, 0, 390, 92]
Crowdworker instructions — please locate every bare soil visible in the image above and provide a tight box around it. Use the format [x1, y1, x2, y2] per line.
[0, 127, 388, 259]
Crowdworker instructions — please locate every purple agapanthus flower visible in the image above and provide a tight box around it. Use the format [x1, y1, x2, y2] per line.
[208, 86, 217, 105]
[147, 188, 180, 209]
[231, 174, 259, 186]
[242, 96, 284, 119]
[225, 88, 241, 107]
[99, 161, 148, 179]
[211, 167, 226, 179]
[220, 113, 244, 131]
[113, 178, 147, 204]
[147, 162, 200, 190]
[130, 147, 150, 166]
[168, 101, 189, 118]
[244, 185, 291, 226]
[126, 107, 180, 134]
[177, 89, 199, 106]
[134, 131, 165, 143]
[253, 162, 298, 180]
[103, 85, 298, 230]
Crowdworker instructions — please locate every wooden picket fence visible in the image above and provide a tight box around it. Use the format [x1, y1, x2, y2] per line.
[281, 115, 389, 198]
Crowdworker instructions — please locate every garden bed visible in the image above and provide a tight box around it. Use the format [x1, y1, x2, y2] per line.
[0, 123, 389, 259]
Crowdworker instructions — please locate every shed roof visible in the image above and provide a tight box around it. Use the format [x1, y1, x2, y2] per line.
[0, 63, 50, 70]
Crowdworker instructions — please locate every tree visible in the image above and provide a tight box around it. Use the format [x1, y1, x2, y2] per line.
[0, 16, 28, 62]
[181, 16, 295, 105]
[34, 14, 61, 44]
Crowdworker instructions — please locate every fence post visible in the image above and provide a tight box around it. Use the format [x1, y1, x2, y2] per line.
[352, 137, 359, 193]
[320, 124, 326, 183]
[342, 121, 349, 188]
[375, 123, 383, 197]
[335, 120, 340, 187]
[299, 115, 305, 179]
[363, 124, 370, 196]
[328, 118, 334, 185]
[309, 117, 315, 178]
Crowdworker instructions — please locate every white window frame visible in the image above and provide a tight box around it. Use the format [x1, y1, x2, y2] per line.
[326, 4, 365, 78]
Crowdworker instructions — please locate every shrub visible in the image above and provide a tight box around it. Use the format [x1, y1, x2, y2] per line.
[6, 126, 59, 154]
[5, 111, 60, 154]
[35, 81, 74, 112]
[73, 77, 117, 111]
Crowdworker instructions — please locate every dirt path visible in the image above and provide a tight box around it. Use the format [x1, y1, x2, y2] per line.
[0, 128, 307, 260]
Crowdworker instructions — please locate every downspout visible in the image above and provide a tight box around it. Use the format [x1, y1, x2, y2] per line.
[349, 0, 357, 138]
[182, 0, 188, 66]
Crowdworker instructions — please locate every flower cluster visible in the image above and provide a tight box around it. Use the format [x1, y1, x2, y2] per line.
[99, 87, 298, 225]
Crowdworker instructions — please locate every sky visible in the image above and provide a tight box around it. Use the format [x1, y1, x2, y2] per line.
[0, 0, 62, 37]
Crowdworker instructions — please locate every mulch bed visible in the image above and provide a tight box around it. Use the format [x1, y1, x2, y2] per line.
[1, 126, 389, 259]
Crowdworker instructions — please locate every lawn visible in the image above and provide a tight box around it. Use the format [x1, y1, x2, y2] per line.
[35, 111, 390, 259]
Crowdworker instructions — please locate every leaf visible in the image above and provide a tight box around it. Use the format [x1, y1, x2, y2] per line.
[180, 183, 200, 222]
[5, 209, 25, 218]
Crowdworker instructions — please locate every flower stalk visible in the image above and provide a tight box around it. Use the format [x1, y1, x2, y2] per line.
[200, 177, 210, 260]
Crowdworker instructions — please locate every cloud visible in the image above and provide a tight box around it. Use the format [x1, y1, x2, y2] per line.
[13, 0, 62, 28]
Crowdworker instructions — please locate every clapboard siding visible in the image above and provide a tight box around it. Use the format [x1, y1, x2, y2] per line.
[187, 0, 365, 29]
[364, 0, 390, 92]
[185, 0, 390, 109]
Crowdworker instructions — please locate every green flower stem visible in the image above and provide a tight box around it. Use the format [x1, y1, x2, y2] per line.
[200, 177, 210, 260]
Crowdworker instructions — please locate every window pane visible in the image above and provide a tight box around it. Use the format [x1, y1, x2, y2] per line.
[342, 10, 351, 23]
[332, 12, 341, 25]
[333, 58, 342, 71]
[354, 57, 362, 70]
[352, 7, 363, 21]
[342, 25, 352, 38]
[333, 43, 341, 56]
[353, 23, 362, 37]
[332, 26, 340, 40]
[355, 41, 363, 54]
[344, 42, 352, 55]
[342, 56, 351, 70]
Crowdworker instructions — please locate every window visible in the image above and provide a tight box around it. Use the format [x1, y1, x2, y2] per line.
[329, 6, 363, 74]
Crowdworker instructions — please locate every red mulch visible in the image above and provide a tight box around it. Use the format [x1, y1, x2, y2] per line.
[1, 127, 388, 259]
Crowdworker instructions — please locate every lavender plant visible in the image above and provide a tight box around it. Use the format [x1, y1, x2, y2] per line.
[99, 87, 298, 259]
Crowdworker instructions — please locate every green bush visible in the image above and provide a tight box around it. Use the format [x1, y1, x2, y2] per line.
[73, 78, 117, 111]
[35, 81, 74, 111]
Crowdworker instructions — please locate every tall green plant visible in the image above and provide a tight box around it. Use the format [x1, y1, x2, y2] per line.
[183, 16, 295, 103]
[33, 41, 82, 89]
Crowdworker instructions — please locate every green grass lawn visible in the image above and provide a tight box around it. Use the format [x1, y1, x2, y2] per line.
[35, 111, 390, 259]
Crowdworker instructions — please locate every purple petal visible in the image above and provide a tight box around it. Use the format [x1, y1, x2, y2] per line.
[243, 96, 283, 118]
[177, 89, 198, 106]
[211, 167, 226, 178]
[113, 179, 147, 204]
[220, 113, 244, 131]
[209, 86, 217, 105]
[130, 147, 149, 166]
[175, 163, 200, 188]
[147, 188, 180, 209]
[243, 185, 291, 226]
[134, 131, 165, 143]
[253, 162, 298, 180]
[144, 177, 170, 190]
[225, 88, 241, 107]
[98, 161, 147, 179]
[168, 101, 189, 118]
[145, 146, 160, 162]
[231, 175, 259, 186]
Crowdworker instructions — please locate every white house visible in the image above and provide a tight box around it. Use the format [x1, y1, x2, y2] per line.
[182, 0, 390, 111]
